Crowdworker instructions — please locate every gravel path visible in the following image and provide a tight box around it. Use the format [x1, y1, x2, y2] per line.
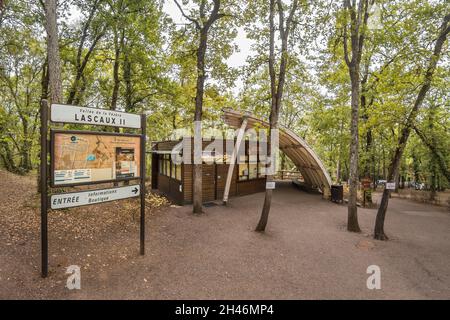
[1, 170, 449, 299]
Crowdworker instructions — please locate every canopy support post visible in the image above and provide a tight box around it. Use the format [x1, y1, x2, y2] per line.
[223, 116, 248, 205]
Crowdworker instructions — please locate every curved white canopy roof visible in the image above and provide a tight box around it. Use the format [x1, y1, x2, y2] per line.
[222, 109, 332, 192]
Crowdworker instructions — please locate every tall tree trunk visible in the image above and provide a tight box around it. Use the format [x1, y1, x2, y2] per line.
[67, 34, 103, 105]
[174, 0, 224, 214]
[123, 46, 133, 113]
[342, 0, 372, 233]
[336, 119, 344, 183]
[192, 26, 208, 213]
[19, 118, 32, 172]
[361, 62, 373, 180]
[174, 0, 225, 213]
[347, 67, 361, 232]
[45, 0, 62, 104]
[430, 157, 437, 200]
[111, 30, 124, 112]
[255, 0, 298, 232]
[374, 14, 449, 240]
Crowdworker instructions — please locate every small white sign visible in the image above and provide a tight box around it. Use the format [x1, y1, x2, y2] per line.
[51, 185, 140, 209]
[266, 181, 276, 190]
[51, 104, 141, 129]
[386, 182, 396, 190]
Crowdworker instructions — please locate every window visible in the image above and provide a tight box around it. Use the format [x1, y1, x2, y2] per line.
[175, 164, 182, 181]
[249, 153, 258, 179]
[170, 161, 182, 181]
[238, 141, 265, 181]
[202, 150, 224, 164]
[258, 163, 266, 177]
[159, 154, 181, 181]
[239, 159, 249, 181]
[258, 154, 267, 178]
[170, 161, 176, 179]
[162, 154, 170, 176]
[158, 155, 163, 175]
[249, 163, 258, 179]
[215, 152, 224, 164]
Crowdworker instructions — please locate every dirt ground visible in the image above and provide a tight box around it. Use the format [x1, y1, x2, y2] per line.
[1, 169, 449, 299]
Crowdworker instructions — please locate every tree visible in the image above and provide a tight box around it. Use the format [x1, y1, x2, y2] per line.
[255, 0, 299, 232]
[0, 1, 46, 174]
[45, 0, 62, 104]
[174, 0, 229, 213]
[374, 13, 450, 240]
[412, 125, 450, 183]
[66, 0, 105, 105]
[341, 0, 373, 232]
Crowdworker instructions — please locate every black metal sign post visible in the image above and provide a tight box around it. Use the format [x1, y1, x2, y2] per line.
[40, 101, 146, 278]
[40, 100, 49, 278]
[140, 114, 146, 255]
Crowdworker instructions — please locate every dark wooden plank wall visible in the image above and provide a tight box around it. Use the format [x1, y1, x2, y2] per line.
[182, 164, 192, 204]
[157, 174, 183, 205]
[236, 178, 266, 196]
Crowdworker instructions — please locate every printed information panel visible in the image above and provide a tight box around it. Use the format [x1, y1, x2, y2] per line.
[52, 131, 141, 186]
[386, 182, 396, 190]
[266, 181, 276, 189]
[50, 185, 141, 209]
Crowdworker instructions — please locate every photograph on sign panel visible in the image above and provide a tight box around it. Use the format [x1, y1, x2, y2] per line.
[52, 132, 141, 186]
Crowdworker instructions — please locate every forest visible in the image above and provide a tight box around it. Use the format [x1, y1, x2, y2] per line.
[0, 1, 448, 227]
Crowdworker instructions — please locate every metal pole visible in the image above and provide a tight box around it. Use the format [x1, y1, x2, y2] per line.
[140, 114, 146, 255]
[40, 100, 49, 277]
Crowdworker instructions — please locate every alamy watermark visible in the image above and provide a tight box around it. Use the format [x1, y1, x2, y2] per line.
[366, 265, 381, 290]
[168, 121, 280, 176]
[66, 265, 81, 290]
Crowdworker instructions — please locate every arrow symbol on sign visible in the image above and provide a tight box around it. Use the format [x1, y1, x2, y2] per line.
[132, 187, 138, 194]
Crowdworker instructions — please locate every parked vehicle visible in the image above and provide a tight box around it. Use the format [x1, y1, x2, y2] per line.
[414, 182, 426, 190]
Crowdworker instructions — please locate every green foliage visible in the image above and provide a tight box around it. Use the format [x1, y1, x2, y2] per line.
[0, 0, 447, 191]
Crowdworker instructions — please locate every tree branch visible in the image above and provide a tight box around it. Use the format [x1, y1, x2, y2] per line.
[173, 0, 201, 30]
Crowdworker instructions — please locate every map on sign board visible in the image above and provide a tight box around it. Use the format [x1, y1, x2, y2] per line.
[52, 132, 141, 186]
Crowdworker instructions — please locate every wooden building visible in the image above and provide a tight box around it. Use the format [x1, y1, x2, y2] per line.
[151, 138, 267, 205]
[151, 109, 333, 205]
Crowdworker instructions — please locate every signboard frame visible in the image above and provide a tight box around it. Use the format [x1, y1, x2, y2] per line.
[361, 177, 372, 190]
[266, 181, 276, 190]
[50, 103, 141, 129]
[50, 184, 141, 210]
[49, 129, 142, 187]
[40, 100, 147, 278]
[386, 182, 396, 190]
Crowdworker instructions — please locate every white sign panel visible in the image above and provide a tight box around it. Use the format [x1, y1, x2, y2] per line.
[50, 185, 140, 209]
[386, 182, 396, 190]
[266, 181, 276, 190]
[51, 104, 141, 129]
